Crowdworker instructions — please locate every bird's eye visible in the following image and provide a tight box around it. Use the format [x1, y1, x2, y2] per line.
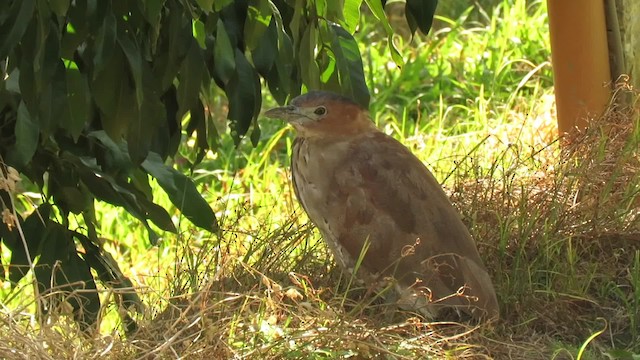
[314, 106, 327, 116]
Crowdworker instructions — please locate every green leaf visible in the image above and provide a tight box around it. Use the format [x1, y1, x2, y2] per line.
[37, 60, 67, 135]
[77, 232, 142, 311]
[0, 0, 36, 59]
[361, 0, 387, 29]
[48, 162, 85, 216]
[75, 158, 134, 206]
[65, 251, 101, 330]
[244, 0, 272, 51]
[190, 99, 208, 153]
[362, 0, 403, 65]
[127, 65, 165, 165]
[213, 19, 235, 84]
[65, 68, 90, 141]
[78, 166, 130, 208]
[18, 57, 37, 115]
[140, 201, 178, 234]
[250, 123, 261, 147]
[264, 65, 285, 104]
[265, 4, 298, 101]
[5, 68, 20, 93]
[78, 234, 141, 334]
[341, 0, 362, 33]
[276, 32, 297, 95]
[192, 19, 206, 49]
[138, 199, 177, 233]
[288, 0, 303, 49]
[61, 29, 87, 60]
[35, 23, 62, 91]
[319, 50, 338, 85]
[225, 49, 260, 143]
[206, 114, 221, 151]
[158, 7, 192, 91]
[50, 0, 70, 17]
[324, 0, 350, 32]
[160, 85, 181, 157]
[329, 24, 370, 108]
[34, 223, 100, 330]
[195, 0, 214, 13]
[263, 22, 297, 104]
[88, 130, 132, 173]
[13, 101, 39, 166]
[0, 224, 21, 282]
[130, 168, 153, 200]
[74, 155, 162, 244]
[57, 186, 91, 214]
[7, 204, 51, 284]
[251, 18, 278, 76]
[91, 49, 138, 140]
[299, 25, 320, 89]
[112, 180, 175, 237]
[405, 0, 438, 36]
[316, 0, 328, 17]
[93, 11, 117, 76]
[34, 223, 74, 295]
[319, 33, 337, 85]
[117, 32, 144, 108]
[214, 0, 233, 11]
[142, 0, 166, 26]
[142, 152, 218, 232]
[177, 40, 204, 121]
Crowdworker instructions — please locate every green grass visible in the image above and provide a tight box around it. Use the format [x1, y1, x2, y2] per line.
[2, 0, 640, 358]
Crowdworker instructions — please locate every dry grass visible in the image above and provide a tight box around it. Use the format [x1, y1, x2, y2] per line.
[1, 85, 639, 359]
[452, 82, 640, 358]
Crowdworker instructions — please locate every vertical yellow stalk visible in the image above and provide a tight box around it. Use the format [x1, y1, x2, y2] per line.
[547, 0, 612, 135]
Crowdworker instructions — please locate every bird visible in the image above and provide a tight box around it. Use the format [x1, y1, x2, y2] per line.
[264, 91, 499, 321]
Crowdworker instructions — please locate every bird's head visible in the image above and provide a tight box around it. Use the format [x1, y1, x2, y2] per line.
[264, 91, 376, 138]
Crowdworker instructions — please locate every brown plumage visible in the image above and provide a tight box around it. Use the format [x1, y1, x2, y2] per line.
[264, 91, 499, 320]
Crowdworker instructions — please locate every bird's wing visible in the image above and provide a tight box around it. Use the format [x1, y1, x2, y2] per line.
[333, 131, 482, 264]
[331, 131, 498, 315]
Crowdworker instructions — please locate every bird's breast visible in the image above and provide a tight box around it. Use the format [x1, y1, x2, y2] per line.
[292, 137, 358, 269]
[292, 137, 351, 208]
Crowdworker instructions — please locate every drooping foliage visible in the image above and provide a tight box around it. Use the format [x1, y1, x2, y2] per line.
[0, 0, 437, 331]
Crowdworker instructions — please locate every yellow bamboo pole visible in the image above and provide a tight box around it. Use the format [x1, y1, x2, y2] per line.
[547, 0, 612, 135]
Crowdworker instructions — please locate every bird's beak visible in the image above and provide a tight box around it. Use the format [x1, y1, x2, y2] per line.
[263, 105, 299, 122]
